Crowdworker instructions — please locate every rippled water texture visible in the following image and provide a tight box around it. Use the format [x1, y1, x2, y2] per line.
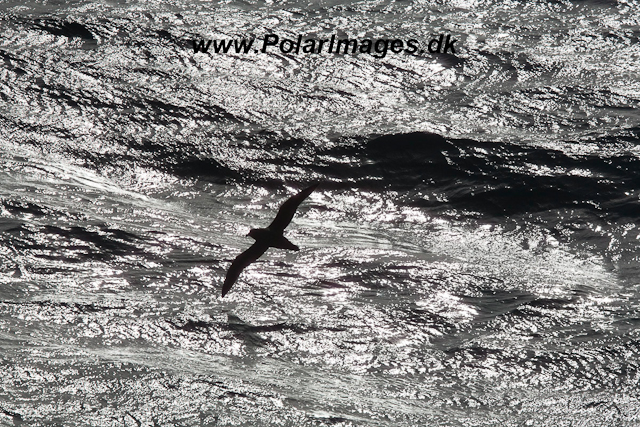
[1, 0, 640, 426]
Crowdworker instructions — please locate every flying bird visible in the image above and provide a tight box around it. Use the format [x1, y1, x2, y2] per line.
[222, 183, 319, 297]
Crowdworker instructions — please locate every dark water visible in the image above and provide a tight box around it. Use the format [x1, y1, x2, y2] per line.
[1, 1, 640, 426]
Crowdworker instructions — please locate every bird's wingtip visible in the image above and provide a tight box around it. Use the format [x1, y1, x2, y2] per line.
[221, 281, 232, 297]
[304, 182, 321, 193]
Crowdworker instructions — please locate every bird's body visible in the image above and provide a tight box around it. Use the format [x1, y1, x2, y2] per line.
[222, 183, 319, 297]
[248, 228, 299, 250]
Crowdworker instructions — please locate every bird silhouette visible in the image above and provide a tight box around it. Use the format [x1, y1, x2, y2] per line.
[222, 183, 319, 297]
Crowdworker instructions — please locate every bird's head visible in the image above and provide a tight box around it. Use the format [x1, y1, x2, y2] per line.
[247, 228, 259, 239]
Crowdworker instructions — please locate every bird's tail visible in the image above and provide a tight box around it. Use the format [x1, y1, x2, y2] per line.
[272, 236, 299, 251]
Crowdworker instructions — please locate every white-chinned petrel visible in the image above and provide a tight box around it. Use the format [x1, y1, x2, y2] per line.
[222, 183, 319, 297]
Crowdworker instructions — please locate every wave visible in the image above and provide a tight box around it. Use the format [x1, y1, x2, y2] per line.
[154, 130, 639, 221]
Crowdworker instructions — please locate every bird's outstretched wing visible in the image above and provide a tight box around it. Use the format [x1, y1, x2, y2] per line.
[222, 242, 269, 297]
[267, 183, 319, 233]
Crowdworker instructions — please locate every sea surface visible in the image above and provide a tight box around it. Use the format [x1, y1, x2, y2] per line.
[1, 0, 640, 425]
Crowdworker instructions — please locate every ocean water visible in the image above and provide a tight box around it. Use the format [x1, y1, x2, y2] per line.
[1, 0, 640, 425]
